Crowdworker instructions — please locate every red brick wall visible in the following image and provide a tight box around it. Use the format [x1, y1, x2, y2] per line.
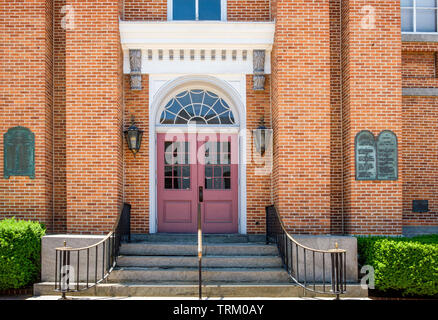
[53, 0, 67, 233]
[246, 75, 271, 234]
[64, 0, 123, 234]
[402, 42, 438, 88]
[2, 0, 438, 236]
[52, 1, 126, 234]
[341, 0, 403, 235]
[124, 0, 167, 20]
[227, 0, 270, 21]
[402, 52, 436, 79]
[329, 0, 343, 234]
[401, 39, 438, 228]
[402, 97, 438, 226]
[44, 0, 54, 232]
[271, 0, 332, 234]
[0, 0, 54, 230]
[123, 75, 150, 234]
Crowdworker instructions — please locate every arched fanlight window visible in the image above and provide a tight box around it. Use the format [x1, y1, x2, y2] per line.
[159, 89, 236, 125]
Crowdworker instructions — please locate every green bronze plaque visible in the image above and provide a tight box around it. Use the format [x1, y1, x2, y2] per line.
[4, 126, 35, 179]
[355, 130, 377, 180]
[377, 130, 398, 181]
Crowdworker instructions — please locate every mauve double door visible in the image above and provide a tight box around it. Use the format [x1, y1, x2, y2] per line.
[157, 132, 238, 233]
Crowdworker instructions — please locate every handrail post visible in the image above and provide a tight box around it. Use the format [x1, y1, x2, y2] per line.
[59, 241, 71, 300]
[198, 186, 203, 300]
[127, 204, 131, 243]
[265, 207, 269, 244]
[198, 203, 202, 300]
[329, 242, 346, 300]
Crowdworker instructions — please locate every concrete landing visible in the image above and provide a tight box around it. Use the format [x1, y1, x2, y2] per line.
[130, 233, 266, 243]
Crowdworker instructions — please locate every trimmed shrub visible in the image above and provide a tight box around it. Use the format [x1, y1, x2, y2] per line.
[357, 235, 438, 297]
[0, 218, 46, 290]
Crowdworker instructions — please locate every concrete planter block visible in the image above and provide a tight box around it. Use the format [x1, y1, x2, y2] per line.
[287, 235, 358, 282]
[41, 234, 106, 282]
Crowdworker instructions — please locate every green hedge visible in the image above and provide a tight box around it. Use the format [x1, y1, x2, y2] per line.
[357, 235, 438, 297]
[0, 218, 46, 290]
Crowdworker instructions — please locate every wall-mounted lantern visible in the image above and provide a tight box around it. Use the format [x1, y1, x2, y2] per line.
[124, 116, 143, 157]
[252, 118, 273, 156]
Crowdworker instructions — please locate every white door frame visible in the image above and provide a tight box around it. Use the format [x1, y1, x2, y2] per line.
[148, 74, 247, 234]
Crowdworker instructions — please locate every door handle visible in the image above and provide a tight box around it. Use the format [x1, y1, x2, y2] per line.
[199, 186, 203, 203]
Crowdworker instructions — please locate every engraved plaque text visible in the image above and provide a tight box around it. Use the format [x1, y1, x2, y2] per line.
[355, 130, 377, 180]
[377, 130, 398, 180]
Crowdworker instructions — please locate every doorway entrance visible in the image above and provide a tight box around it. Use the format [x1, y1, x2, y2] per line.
[157, 132, 238, 233]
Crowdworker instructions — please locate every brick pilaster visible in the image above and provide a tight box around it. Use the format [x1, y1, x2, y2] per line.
[0, 0, 54, 230]
[64, 0, 123, 233]
[271, 0, 332, 234]
[341, 0, 403, 235]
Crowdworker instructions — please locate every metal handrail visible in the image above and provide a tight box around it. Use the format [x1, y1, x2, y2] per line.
[266, 205, 347, 298]
[54, 203, 131, 299]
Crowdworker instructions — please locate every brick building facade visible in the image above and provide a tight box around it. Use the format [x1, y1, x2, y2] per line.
[1, 0, 437, 236]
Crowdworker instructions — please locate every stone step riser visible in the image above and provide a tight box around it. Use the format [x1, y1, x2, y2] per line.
[120, 244, 278, 256]
[33, 282, 368, 298]
[117, 256, 283, 268]
[108, 269, 289, 283]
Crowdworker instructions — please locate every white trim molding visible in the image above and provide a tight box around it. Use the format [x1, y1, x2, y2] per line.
[119, 21, 274, 50]
[119, 21, 274, 75]
[402, 33, 438, 42]
[148, 74, 247, 234]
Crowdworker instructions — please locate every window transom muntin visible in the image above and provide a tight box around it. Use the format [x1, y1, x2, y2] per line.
[159, 89, 236, 125]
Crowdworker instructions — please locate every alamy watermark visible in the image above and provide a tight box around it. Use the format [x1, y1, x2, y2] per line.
[360, 5, 376, 30]
[60, 265, 76, 291]
[162, 126, 273, 176]
[360, 265, 375, 290]
[61, 5, 75, 31]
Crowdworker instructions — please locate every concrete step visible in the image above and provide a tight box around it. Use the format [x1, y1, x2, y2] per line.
[119, 243, 279, 256]
[34, 282, 368, 298]
[108, 267, 290, 283]
[117, 255, 283, 268]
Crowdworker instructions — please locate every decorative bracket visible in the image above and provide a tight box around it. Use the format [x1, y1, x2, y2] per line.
[129, 49, 142, 90]
[253, 50, 266, 91]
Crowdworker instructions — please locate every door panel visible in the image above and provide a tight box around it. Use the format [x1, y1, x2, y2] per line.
[157, 132, 238, 233]
[197, 133, 238, 233]
[204, 201, 232, 222]
[163, 200, 192, 223]
[157, 133, 197, 233]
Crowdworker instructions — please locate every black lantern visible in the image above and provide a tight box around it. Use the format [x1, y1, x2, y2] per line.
[124, 117, 143, 157]
[252, 118, 273, 156]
